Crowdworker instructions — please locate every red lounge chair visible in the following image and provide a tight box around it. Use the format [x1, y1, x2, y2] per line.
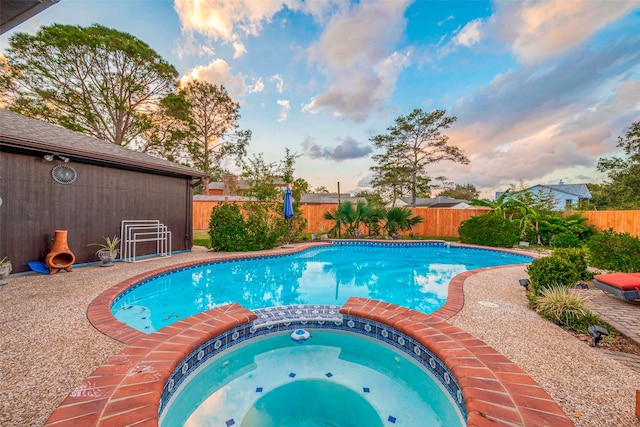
[593, 273, 640, 301]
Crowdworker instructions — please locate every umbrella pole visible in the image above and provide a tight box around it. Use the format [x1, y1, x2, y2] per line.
[286, 220, 290, 244]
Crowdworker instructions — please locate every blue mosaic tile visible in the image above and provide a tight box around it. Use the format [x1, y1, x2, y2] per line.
[226, 419, 235, 426]
[325, 372, 333, 377]
[289, 373, 296, 378]
[331, 240, 445, 248]
[388, 415, 397, 423]
[363, 387, 370, 393]
[256, 387, 263, 392]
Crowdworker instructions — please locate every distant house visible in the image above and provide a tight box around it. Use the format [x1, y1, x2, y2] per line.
[299, 193, 365, 205]
[391, 196, 472, 209]
[207, 174, 286, 196]
[0, 109, 207, 273]
[497, 181, 592, 210]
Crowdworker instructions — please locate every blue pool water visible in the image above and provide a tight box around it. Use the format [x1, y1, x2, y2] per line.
[159, 331, 465, 427]
[112, 243, 531, 333]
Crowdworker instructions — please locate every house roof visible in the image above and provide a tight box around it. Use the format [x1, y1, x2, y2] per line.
[397, 196, 470, 207]
[1, 0, 59, 34]
[194, 195, 255, 202]
[0, 109, 207, 179]
[300, 193, 364, 204]
[207, 177, 287, 190]
[540, 183, 592, 199]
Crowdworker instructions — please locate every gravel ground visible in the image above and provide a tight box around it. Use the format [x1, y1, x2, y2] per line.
[448, 265, 640, 427]
[1, 247, 638, 426]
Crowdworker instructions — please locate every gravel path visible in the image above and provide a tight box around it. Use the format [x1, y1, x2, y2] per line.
[1, 247, 638, 426]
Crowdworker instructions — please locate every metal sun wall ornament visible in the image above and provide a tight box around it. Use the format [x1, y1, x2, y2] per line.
[51, 165, 77, 184]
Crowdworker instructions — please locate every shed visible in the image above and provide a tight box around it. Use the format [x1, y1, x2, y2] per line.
[0, 109, 207, 273]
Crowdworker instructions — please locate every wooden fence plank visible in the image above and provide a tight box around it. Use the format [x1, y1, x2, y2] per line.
[578, 210, 640, 237]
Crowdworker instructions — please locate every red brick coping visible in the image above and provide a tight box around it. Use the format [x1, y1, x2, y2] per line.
[46, 244, 572, 426]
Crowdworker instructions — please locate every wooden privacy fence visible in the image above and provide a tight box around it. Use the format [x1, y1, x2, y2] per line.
[193, 200, 490, 237]
[578, 210, 640, 237]
[194, 200, 640, 238]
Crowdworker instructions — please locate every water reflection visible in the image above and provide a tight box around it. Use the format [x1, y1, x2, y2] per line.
[113, 245, 530, 332]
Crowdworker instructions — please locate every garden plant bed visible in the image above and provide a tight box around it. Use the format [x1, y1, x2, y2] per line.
[572, 331, 640, 356]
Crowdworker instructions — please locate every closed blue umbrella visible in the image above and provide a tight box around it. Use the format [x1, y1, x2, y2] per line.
[284, 184, 294, 245]
[284, 184, 294, 220]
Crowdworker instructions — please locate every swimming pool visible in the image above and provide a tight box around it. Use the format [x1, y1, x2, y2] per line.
[159, 328, 465, 427]
[112, 242, 531, 333]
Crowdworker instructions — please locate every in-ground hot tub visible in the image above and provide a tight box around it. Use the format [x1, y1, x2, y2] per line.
[159, 309, 466, 426]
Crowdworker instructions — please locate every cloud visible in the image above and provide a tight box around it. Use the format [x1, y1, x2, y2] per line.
[438, 15, 454, 27]
[302, 136, 373, 161]
[302, 0, 412, 122]
[276, 99, 290, 122]
[453, 31, 640, 143]
[270, 74, 284, 93]
[453, 18, 483, 47]
[247, 78, 264, 93]
[490, 0, 640, 64]
[232, 41, 246, 58]
[430, 22, 640, 198]
[180, 59, 246, 98]
[173, 0, 342, 56]
[174, 0, 295, 42]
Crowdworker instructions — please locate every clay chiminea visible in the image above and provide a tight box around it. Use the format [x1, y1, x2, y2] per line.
[45, 230, 76, 274]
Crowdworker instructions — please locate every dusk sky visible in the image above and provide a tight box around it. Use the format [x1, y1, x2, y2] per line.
[1, 0, 639, 198]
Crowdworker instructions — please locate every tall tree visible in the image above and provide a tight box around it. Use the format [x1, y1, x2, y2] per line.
[370, 142, 412, 206]
[178, 80, 250, 193]
[370, 109, 469, 207]
[591, 120, 640, 209]
[2, 24, 178, 147]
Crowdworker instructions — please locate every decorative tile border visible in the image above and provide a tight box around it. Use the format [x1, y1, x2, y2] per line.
[331, 239, 446, 248]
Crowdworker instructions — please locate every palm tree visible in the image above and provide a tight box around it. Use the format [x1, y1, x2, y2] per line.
[363, 204, 387, 237]
[383, 207, 424, 239]
[323, 200, 375, 238]
[470, 189, 521, 219]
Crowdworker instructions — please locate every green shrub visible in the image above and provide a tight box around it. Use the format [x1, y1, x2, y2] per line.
[458, 214, 519, 247]
[526, 255, 579, 295]
[586, 229, 640, 272]
[552, 247, 592, 280]
[551, 232, 582, 248]
[532, 286, 607, 333]
[208, 202, 286, 251]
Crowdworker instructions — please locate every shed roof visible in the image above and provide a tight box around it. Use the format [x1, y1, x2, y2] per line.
[0, 109, 207, 179]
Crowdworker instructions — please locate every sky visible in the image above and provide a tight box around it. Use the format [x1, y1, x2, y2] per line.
[1, 0, 639, 199]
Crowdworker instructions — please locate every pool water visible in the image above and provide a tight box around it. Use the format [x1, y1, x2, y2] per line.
[113, 244, 531, 333]
[159, 331, 465, 427]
